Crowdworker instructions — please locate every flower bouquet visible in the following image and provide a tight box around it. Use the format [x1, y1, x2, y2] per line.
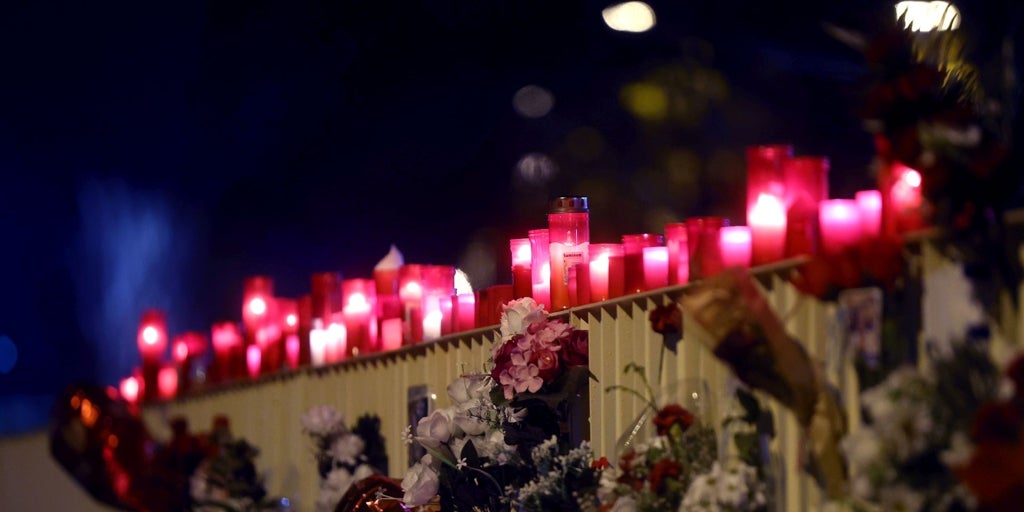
[401, 297, 597, 511]
[300, 405, 386, 512]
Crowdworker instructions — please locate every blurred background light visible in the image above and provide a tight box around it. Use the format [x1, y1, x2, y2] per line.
[896, 1, 961, 32]
[602, 1, 656, 33]
[0, 335, 16, 374]
[513, 85, 555, 118]
[516, 153, 558, 185]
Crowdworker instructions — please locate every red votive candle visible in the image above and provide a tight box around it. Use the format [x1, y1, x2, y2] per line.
[528, 229, 551, 308]
[310, 272, 342, 324]
[622, 233, 664, 294]
[568, 264, 580, 307]
[856, 190, 883, 238]
[157, 365, 178, 400]
[172, 338, 190, 366]
[487, 285, 514, 322]
[548, 197, 589, 311]
[422, 295, 443, 341]
[439, 295, 454, 335]
[820, 199, 863, 253]
[454, 293, 476, 332]
[664, 222, 688, 285]
[575, 263, 592, 305]
[342, 278, 377, 356]
[720, 226, 752, 268]
[137, 309, 168, 362]
[642, 246, 669, 290]
[242, 276, 274, 338]
[210, 321, 241, 382]
[589, 243, 623, 302]
[748, 193, 787, 265]
[783, 157, 828, 257]
[747, 145, 792, 221]
[285, 334, 300, 369]
[686, 217, 726, 280]
[380, 318, 403, 351]
[510, 237, 532, 300]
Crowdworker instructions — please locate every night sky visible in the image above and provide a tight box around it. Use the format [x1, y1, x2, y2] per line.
[0, 1, 1018, 434]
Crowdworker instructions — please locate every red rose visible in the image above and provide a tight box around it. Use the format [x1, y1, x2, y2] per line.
[559, 330, 589, 367]
[648, 458, 682, 492]
[649, 304, 682, 335]
[490, 340, 517, 381]
[652, 404, 695, 437]
[592, 456, 610, 471]
[535, 348, 561, 382]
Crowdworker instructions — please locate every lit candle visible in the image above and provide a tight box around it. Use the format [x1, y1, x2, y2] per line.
[242, 276, 274, 343]
[137, 310, 168, 362]
[454, 293, 476, 332]
[309, 320, 328, 367]
[380, 318, 403, 351]
[528, 229, 551, 308]
[548, 197, 590, 311]
[326, 318, 347, 362]
[422, 295, 443, 341]
[510, 237, 532, 299]
[285, 334, 300, 369]
[748, 193, 787, 265]
[642, 246, 669, 290]
[746, 144, 792, 224]
[157, 365, 178, 400]
[720, 226, 752, 268]
[439, 295, 454, 335]
[398, 264, 425, 307]
[622, 233, 664, 294]
[211, 321, 242, 383]
[342, 279, 377, 356]
[119, 376, 140, 405]
[589, 244, 622, 302]
[888, 163, 925, 232]
[856, 189, 883, 238]
[575, 263, 591, 305]
[246, 345, 261, 378]
[373, 244, 404, 298]
[783, 157, 828, 257]
[819, 199, 863, 253]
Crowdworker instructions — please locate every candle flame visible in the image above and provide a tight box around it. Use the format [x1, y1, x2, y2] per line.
[248, 297, 267, 316]
[286, 313, 297, 327]
[750, 193, 786, 227]
[141, 326, 159, 345]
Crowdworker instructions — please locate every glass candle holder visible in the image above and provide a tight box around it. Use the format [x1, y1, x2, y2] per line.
[720, 226, 752, 268]
[137, 309, 168, 362]
[528, 229, 551, 308]
[664, 222, 688, 285]
[342, 278, 377, 356]
[589, 243, 624, 302]
[548, 197, 589, 310]
[622, 233, 664, 294]
[748, 193, 787, 265]
[856, 190, 883, 238]
[642, 246, 669, 290]
[310, 272, 342, 325]
[686, 217, 727, 280]
[819, 199, 863, 253]
[746, 144, 792, 225]
[783, 157, 828, 257]
[510, 237, 532, 299]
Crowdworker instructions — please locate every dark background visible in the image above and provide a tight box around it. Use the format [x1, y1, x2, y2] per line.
[1, 0, 1019, 434]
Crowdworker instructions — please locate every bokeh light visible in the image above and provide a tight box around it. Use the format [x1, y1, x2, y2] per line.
[621, 82, 668, 121]
[513, 85, 555, 118]
[602, 2, 656, 33]
[516, 153, 558, 185]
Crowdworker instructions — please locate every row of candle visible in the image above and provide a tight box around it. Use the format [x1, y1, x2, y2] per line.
[123, 147, 926, 403]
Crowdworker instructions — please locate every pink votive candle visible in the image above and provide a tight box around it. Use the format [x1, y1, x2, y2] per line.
[622, 233, 663, 294]
[120, 376, 140, 405]
[246, 345, 261, 379]
[380, 318, 403, 351]
[589, 243, 623, 301]
[686, 217, 726, 280]
[748, 193, 787, 265]
[820, 199, 863, 253]
[856, 189, 883, 238]
[157, 365, 178, 399]
[642, 246, 669, 290]
[285, 334, 300, 369]
[664, 222, 688, 285]
[720, 226, 752, 268]
[528, 229, 551, 308]
[454, 293, 476, 332]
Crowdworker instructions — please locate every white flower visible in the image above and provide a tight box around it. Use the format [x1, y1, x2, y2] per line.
[598, 466, 622, 504]
[415, 408, 456, 448]
[447, 375, 493, 405]
[610, 495, 638, 512]
[841, 427, 883, 474]
[301, 405, 346, 436]
[402, 455, 440, 506]
[499, 297, 547, 341]
[330, 433, 365, 465]
[401, 425, 414, 446]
